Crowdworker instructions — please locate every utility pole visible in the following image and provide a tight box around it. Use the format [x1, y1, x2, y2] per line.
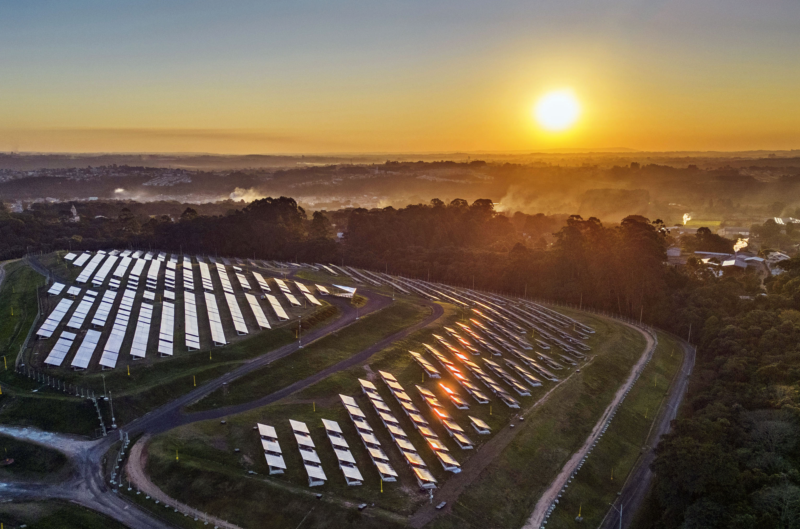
[608, 501, 623, 529]
[102, 374, 107, 399]
[298, 316, 302, 348]
[109, 391, 117, 429]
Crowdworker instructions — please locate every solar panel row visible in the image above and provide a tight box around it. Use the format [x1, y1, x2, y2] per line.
[66, 291, 99, 330]
[99, 289, 136, 369]
[252, 272, 271, 292]
[131, 303, 154, 358]
[146, 259, 161, 290]
[245, 293, 271, 329]
[184, 291, 200, 350]
[76, 253, 106, 283]
[91, 290, 118, 327]
[71, 330, 103, 370]
[204, 293, 227, 346]
[43, 331, 77, 366]
[91, 255, 118, 287]
[265, 294, 289, 320]
[158, 301, 175, 356]
[198, 262, 214, 292]
[224, 293, 248, 335]
[216, 265, 234, 294]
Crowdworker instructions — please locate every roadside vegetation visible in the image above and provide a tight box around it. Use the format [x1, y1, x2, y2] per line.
[0, 501, 128, 529]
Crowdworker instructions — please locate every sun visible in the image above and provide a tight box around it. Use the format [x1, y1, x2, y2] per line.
[534, 90, 580, 132]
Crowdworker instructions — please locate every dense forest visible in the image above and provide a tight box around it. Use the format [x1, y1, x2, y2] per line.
[3, 195, 800, 526]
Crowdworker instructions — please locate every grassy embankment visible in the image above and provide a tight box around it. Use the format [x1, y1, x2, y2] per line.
[429, 311, 648, 529]
[0, 433, 69, 480]
[0, 501, 128, 529]
[186, 298, 432, 411]
[543, 332, 684, 528]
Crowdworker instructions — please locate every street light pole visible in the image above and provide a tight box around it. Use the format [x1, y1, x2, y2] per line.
[102, 374, 107, 399]
[298, 316, 302, 348]
[608, 502, 623, 529]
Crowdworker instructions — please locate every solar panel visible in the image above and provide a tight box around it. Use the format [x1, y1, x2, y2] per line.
[76, 253, 107, 284]
[184, 291, 200, 350]
[183, 260, 195, 291]
[252, 272, 271, 292]
[72, 252, 91, 267]
[245, 293, 271, 329]
[224, 293, 248, 335]
[273, 278, 292, 294]
[67, 286, 82, 297]
[216, 265, 234, 294]
[294, 281, 311, 294]
[132, 251, 143, 258]
[198, 262, 214, 292]
[64, 252, 77, 261]
[265, 294, 289, 320]
[315, 285, 330, 296]
[66, 291, 99, 330]
[284, 292, 301, 306]
[91, 255, 118, 287]
[204, 293, 227, 346]
[235, 272, 251, 291]
[130, 303, 154, 358]
[146, 259, 161, 290]
[158, 301, 175, 356]
[71, 330, 102, 370]
[47, 282, 65, 296]
[43, 331, 77, 366]
[91, 290, 118, 327]
[303, 292, 322, 306]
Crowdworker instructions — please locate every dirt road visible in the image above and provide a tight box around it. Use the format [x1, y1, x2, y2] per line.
[522, 323, 657, 529]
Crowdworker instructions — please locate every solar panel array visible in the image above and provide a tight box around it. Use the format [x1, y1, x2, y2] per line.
[91, 255, 118, 287]
[47, 282, 65, 296]
[199, 262, 214, 291]
[184, 292, 200, 350]
[204, 293, 227, 345]
[224, 293, 248, 335]
[315, 285, 330, 296]
[358, 378, 438, 489]
[71, 330, 102, 370]
[245, 293, 271, 329]
[252, 272, 271, 292]
[67, 286, 82, 297]
[265, 294, 289, 320]
[340, 394, 399, 482]
[64, 252, 77, 261]
[110, 256, 132, 289]
[183, 257, 195, 291]
[43, 331, 77, 366]
[131, 303, 154, 358]
[91, 290, 118, 327]
[158, 301, 175, 356]
[99, 289, 136, 369]
[216, 265, 234, 294]
[76, 253, 106, 284]
[274, 278, 291, 294]
[146, 259, 161, 290]
[66, 291, 99, 330]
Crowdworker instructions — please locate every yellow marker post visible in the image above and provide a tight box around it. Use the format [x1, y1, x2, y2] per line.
[0, 385, 3, 395]
[176, 450, 179, 461]
[193, 375, 196, 387]
[127, 365, 130, 376]
[10, 307, 13, 316]
[490, 405, 492, 416]
[380, 480, 383, 493]
[210, 351, 212, 360]
[610, 467, 614, 481]
[3, 356, 6, 370]
[578, 505, 582, 518]
[313, 402, 316, 412]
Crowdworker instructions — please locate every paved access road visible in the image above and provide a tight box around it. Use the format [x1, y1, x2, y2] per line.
[598, 340, 696, 529]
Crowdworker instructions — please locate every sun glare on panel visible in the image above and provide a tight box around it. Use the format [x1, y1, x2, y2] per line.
[534, 90, 581, 132]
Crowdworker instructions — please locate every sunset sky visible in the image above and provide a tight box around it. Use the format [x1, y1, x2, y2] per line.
[2, 0, 799, 154]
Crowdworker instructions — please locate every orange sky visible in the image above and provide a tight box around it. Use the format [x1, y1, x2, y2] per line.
[1, 1, 799, 154]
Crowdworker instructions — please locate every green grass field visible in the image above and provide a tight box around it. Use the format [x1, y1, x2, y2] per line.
[544, 332, 684, 528]
[186, 298, 432, 411]
[0, 501, 128, 529]
[0, 434, 69, 480]
[429, 311, 647, 529]
[0, 260, 43, 370]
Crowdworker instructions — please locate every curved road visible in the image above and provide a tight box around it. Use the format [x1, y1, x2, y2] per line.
[598, 339, 696, 529]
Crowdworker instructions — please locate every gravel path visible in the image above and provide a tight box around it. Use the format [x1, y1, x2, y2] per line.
[522, 323, 657, 529]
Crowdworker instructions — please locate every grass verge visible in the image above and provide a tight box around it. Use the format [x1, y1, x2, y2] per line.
[0, 433, 68, 479]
